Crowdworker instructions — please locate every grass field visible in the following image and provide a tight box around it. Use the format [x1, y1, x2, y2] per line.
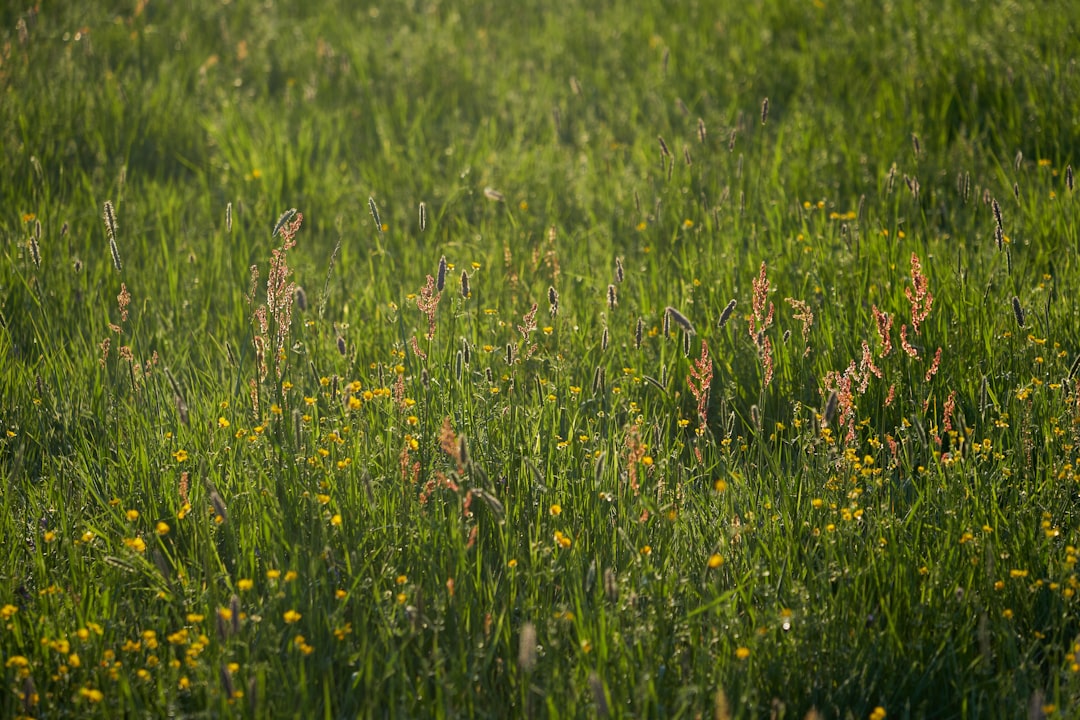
[3, 0, 1080, 717]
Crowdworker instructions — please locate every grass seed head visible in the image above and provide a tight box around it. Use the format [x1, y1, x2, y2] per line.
[518, 622, 537, 672]
[367, 197, 382, 232]
[103, 200, 122, 271]
[437, 255, 447, 291]
[717, 299, 737, 329]
[273, 208, 297, 238]
[823, 390, 838, 426]
[603, 567, 618, 603]
[210, 489, 228, 525]
[665, 306, 695, 335]
[1011, 296, 1025, 328]
[589, 672, 609, 718]
[657, 135, 670, 158]
[230, 595, 241, 635]
[419, 201, 427, 231]
[458, 434, 470, 469]
[220, 662, 235, 699]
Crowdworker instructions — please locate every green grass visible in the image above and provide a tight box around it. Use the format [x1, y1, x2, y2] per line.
[3, 0, 1080, 717]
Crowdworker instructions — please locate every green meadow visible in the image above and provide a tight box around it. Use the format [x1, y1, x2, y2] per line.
[3, 0, 1080, 716]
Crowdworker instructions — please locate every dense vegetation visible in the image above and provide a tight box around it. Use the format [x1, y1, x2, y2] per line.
[3, 1, 1080, 716]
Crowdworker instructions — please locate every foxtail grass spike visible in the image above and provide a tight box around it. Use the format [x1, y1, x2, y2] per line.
[657, 135, 670, 158]
[458, 434, 470, 469]
[589, 673, 609, 718]
[226, 202, 233, 232]
[209, 488, 228, 525]
[603, 567, 618, 603]
[1011, 296, 1025, 328]
[635, 317, 643, 349]
[103, 200, 122, 271]
[220, 662, 235, 699]
[103, 200, 118, 238]
[518, 622, 537, 672]
[761, 97, 769, 125]
[367, 197, 382, 233]
[437, 255, 447, 291]
[718, 299, 737, 328]
[697, 117, 706, 143]
[419, 201, 427, 231]
[1067, 165, 1074, 192]
[823, 391, 838, 426]
[460, 270, 470, 299]
[273, 208, 297, 238]
[665, 306, 695, 335]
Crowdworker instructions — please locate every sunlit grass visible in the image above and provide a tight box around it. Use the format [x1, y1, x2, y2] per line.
[3, 0, 1080, 717]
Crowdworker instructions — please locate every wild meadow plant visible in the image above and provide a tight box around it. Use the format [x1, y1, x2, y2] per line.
[4, 0, 1080, 717]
